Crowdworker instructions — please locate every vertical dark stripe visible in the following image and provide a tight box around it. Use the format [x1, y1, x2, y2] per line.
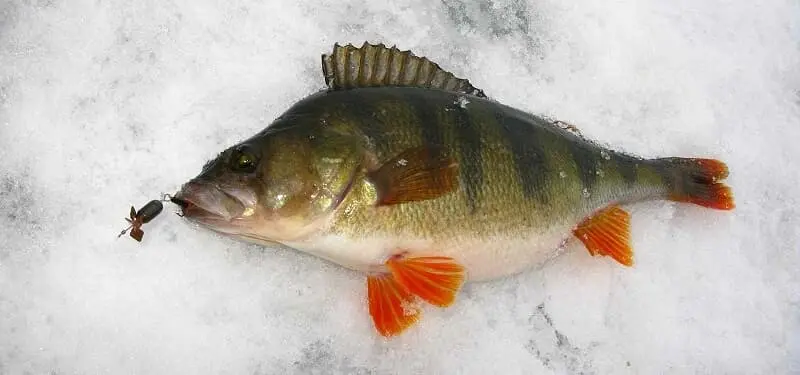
[342, 91, 388, 150]
[615, 154, 639, 186]
[452, 104, 483, 213]
[650, 159, 675, 191]
[403, 92, 449, 195]
[566, 142, 598, 192]
[496, 112, 549, 203]
[405, 93, 445, 156]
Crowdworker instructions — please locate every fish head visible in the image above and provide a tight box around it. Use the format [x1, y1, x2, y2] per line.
[173, 122, 363, 243]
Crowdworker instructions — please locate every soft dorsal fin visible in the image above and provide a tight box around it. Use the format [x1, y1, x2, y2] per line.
[321, 42, 486, 97]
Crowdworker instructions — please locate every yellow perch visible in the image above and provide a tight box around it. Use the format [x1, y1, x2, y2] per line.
[171, 42, 734, 337]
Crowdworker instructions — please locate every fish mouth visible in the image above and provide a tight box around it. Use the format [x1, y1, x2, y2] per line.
[170, 180, 257, 228]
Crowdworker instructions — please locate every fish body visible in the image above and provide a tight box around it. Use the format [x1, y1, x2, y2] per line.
[172, 43, 734, 336]
[270, 87, 662, 280]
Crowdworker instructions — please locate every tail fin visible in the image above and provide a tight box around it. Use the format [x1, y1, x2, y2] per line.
[659, 158, 734, 210]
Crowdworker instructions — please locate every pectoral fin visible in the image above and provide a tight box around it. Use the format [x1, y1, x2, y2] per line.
[367, 147, 459, 206]
[573, 205, 633, 266]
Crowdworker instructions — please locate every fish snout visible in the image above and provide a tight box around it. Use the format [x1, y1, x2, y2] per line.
[171, 180, 246, 221]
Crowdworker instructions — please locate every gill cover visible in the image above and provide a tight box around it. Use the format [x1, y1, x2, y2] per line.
[255, 125, 363, 240]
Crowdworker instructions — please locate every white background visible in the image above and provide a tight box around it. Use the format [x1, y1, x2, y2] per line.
[1, 0, 798, 373]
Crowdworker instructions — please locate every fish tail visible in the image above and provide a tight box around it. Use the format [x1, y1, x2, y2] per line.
[657, 157, 735, 210]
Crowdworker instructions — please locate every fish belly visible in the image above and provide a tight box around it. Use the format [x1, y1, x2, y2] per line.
[285, 223, 575, 281]
[437, 226, 574, 281]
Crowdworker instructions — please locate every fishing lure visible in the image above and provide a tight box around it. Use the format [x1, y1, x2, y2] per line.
[117, 199, 164, 242]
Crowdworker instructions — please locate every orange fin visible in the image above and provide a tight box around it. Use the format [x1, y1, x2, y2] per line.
[387, 255, 465, 307]
[665, 158, 734, 210]
[367, 274, 420, 337]
[573, 205, 633, 266]
[367, 147, 459, 206]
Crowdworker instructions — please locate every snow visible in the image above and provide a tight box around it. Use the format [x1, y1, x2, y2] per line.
[1, 0, 798, 373]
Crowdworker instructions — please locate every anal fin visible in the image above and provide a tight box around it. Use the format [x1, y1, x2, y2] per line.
[573, 205, 633, 266]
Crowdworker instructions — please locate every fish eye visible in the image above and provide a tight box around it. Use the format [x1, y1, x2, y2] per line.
[230, 146, 258, 173]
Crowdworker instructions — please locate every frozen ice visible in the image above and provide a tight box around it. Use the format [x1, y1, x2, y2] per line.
[1, 0, 798, 374]
[456, 96, 470, 109]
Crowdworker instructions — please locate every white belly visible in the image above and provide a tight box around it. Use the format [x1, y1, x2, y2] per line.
[283, 224, 576, 281]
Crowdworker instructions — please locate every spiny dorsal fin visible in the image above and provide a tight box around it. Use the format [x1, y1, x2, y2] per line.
[321, 42, 486, 98]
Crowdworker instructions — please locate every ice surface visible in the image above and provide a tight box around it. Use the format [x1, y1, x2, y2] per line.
[1, 0, 798, 373]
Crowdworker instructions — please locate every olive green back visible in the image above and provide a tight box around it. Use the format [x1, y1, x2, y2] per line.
[275, 87, 667, 239]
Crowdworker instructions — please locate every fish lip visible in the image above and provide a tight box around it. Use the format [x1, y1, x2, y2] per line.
[170, 195, 189, 209]
[171, 181, 248, 222]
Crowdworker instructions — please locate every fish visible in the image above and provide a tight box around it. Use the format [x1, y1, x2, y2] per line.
[171, 42, 734, 337]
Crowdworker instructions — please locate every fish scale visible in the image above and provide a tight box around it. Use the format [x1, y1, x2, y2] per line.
[172, 42, 734, 338]
[305, 87, 652, 238]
